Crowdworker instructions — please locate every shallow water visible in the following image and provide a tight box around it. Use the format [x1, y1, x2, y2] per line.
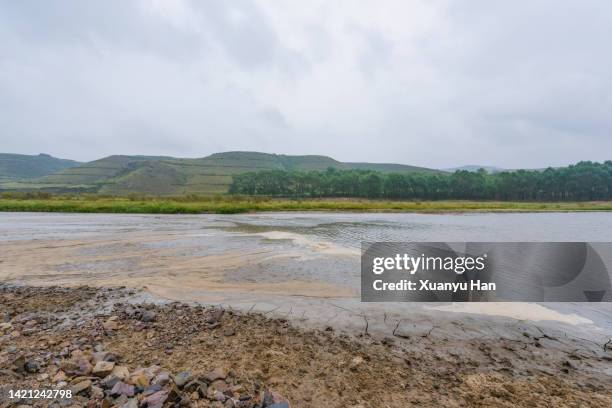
[2, 212, 612, 340]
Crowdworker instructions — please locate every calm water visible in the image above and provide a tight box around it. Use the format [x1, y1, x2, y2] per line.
[2, 211, 612, 243]
[2, 212, 612, 338]
[3, 212, 612, 289]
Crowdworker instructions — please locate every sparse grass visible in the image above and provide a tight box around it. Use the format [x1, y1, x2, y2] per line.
[1, 194, 612, 214]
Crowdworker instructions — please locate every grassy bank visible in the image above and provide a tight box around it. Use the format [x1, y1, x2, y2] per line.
[1, 196, 612, 214]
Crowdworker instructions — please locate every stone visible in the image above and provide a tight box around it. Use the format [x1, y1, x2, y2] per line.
[128, 373, 149, 387]
[197, 383, 209, 398]
[11, 355, 25, 373]
[203, 367, 227, 383]
[262, 390, 290, 407]
[121, 398, 138, 408]
[91, 385, 104, 399]
[143, 384, 162, 396]
[111, 381, 135, 397]
[0, 322, 13, 332]
[140, 310, 157, 322]
[114, 395, 129, 406]
[70, 375, 89, 385]
[93, 361, 115, 378]
[223, 328, 236, 337]
[349, 356, 364, 371]
[153, 372, 170, 385]
[93, 351, 117, 363]
[211, 380, 229, 393]
[24, 360, 40, 373]
[214, 391, 226, 402]
[206, 309, 224, 324]
[111, 365, 130, 381]
[100, 374, 121, 389]
[173, 370, 192, 388]
[184, 380, 204, 392]
[76, 358, 93, 376]
[141, 390, 169, 408]
[71, 380, 92, 395]
[102, 317, 119, 331]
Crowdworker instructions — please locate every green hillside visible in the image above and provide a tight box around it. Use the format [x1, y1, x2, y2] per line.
[0, 151, 441, 195]
[0, 153, 81, 181]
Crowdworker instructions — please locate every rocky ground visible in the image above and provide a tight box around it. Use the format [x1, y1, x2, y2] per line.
[1, 285, 611, 408]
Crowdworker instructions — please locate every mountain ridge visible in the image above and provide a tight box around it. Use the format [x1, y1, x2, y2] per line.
[0, 151, 442, 195]
[0, 153, 81, 181]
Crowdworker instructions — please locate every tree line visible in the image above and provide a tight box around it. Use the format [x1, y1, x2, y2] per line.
[228, 161, 612, 201]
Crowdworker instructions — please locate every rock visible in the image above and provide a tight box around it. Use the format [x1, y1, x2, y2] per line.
[140, 310, 156, 322]
[111, 365, 130, 381]
[349, 356, 364, 371]
[24, 319, 37, 328]
[70, 375, 90, 385]
[102, 317, 119, 331]
[173, 370, 192, 388]
[71, 380, 92, 395]
[211, 380, 229, 394]
[134, 322, 146, 331]
[184, 379, 205, 393]
[114, 395, 129, 406]
[100, 374, 121, 389]
[24, 360, 40, 373]
[128, 373, 149, 387]
[93, 351, 117, 363]
[214, 391, 226, 402]
[111, 381, 135, 397]
[153, 372, 170, 385]
[93, 361, 115, 378]
[203, 367, 227, 383]
[192, 382, 208, 398]
[0, 322, 13, 332]
[143, 384, 162, 396]
[121, 398, 138, 408]
[223, 328, 236, 337]
[262, 390, 290, 408]
[141, 390, 169, 408]
[91, 385, 104, 399]
[11, 355, 25, 373]
[76, 358, 93, 376]
[206, 309, 224, 324]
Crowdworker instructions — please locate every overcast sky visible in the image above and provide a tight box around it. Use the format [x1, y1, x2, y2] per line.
[1, 1, 611, 168]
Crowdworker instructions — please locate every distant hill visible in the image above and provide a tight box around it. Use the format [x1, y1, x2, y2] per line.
[444, 165, 506, 173]
[0, 151, 441, 195]
[445, 165, 552, 174]
[0, 153, 81, 181]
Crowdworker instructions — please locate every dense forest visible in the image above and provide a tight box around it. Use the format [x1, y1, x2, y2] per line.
[229, 161, 612, 201]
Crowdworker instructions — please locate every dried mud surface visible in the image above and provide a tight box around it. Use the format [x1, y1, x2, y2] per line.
[1, 285, 612, 408]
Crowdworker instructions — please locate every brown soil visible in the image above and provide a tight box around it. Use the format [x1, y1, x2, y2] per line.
[1, 285, 611, 407]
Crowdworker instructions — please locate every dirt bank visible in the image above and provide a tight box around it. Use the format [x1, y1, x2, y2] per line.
[1, 285, 611, 408]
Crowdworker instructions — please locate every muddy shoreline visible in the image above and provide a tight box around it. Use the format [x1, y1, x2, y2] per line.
[1, 285, 611, 408]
